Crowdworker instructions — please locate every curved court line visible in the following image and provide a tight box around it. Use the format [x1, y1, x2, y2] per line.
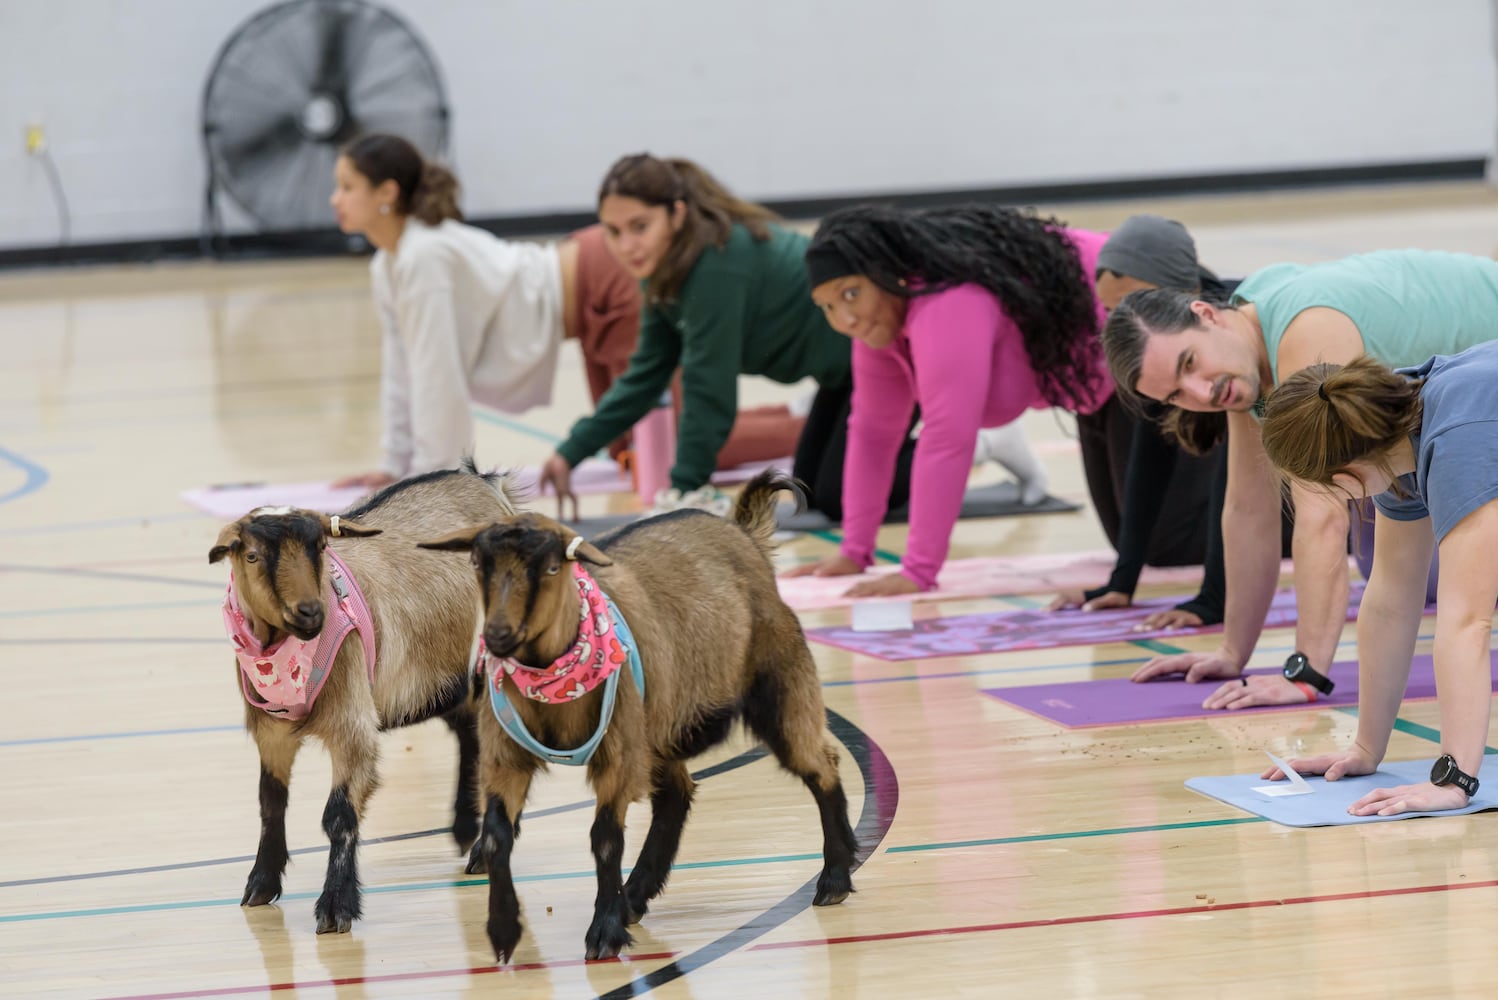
[1, 747, 770, 890]
[0, 562, 222, 590]
[0, 444, 48, 506]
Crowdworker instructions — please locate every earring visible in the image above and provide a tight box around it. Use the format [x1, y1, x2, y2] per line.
[379, 204, 391, 215]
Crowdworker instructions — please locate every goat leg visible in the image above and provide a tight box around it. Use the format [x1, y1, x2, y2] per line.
[441, 706, 482, 853]
[623, 761, 695, 924]
[804, 769, 857, 907]
[584, 800, 634, 960]
[241, 765, 293, 906]
[480, 793, 524, 964]
[313, 785, 363, 933]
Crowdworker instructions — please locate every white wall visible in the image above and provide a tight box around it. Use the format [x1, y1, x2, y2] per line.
[1, 0, 1493, 250]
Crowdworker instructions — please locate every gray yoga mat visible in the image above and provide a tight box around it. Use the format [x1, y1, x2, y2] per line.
[564, 480, 1078, 538]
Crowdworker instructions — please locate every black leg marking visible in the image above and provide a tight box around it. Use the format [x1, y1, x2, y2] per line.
[806, 776, 856, 906]
[584, 807, 633, 960]
[623, 764, 694, 924]
[241, 767, 290, 907]
[443, 709, 482, 853]
[481, 795, 523, 964]
[313, 786, 362, 934]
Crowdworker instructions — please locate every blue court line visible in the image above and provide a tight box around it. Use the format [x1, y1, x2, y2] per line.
[0, 444, 48, 506]
[0, 725, 240, 748]
[473, 409, 565, 445]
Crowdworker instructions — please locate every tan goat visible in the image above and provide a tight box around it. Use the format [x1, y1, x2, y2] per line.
[209, 461, 520, 935]
[419, 470, 858, 964]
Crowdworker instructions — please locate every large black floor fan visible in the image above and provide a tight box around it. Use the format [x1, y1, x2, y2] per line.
[200, 0, 449, 252]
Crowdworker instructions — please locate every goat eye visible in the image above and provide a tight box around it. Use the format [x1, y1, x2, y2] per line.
[244, 551, 259, 563]
[546, 563, 560, 576]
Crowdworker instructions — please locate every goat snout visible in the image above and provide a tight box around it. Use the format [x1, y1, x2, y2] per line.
[483, 624, 522, 657]
[285, 601, 325, 639]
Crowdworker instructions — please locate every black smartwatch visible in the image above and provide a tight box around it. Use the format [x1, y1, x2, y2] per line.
[1430, 754, 1480, 797]
[1282, 652, 1334, 695]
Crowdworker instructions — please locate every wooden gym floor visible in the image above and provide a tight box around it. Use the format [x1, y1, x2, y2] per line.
[3, 181, 1498, 998]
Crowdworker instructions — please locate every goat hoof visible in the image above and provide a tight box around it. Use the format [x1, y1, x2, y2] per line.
[241, 875, 283, 907]
[464, 846, 488, 875]
[584, 921, 632, 961]
[813, 870, 853, 907]
[315, 912, 354, 934]
[452, 812, 480, 854]
[314, 894, 360, 934]
[487, 919, 522, 966]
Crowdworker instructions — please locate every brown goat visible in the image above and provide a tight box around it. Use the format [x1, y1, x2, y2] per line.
[419, 470, 857, 963]
[209, 461, 521, 935]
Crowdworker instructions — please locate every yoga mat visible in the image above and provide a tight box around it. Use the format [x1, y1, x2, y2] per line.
[1185, 758, 1498, 827]
[808, 581, 1370, 660]
[567, 481, 1079, 543]
[981, 652, 1494, 729]
[180, 458, 790, 521]
[778, 551, 1260, 613]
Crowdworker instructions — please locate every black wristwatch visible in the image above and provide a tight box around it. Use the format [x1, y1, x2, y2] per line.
[1430, 754, 1480, 797]
[1282, 652, 1334, 695]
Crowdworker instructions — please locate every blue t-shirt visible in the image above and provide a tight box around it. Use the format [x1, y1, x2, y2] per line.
[1374, 341, 1498, 543]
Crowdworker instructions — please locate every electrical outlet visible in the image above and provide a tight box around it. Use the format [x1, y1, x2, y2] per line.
[24, 123, 46, 155]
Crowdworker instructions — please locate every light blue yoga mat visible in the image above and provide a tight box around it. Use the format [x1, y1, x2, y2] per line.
[1186, 758, 1498, 827]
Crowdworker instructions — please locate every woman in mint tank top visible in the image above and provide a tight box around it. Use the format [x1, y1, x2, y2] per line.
[1257, 345, 1498, 815]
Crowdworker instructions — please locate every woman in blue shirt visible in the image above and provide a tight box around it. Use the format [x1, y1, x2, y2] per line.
[1257, 344, 1498, 814]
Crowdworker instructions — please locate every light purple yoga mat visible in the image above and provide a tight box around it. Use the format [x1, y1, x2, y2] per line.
[807, 581, 1370, 661]
[980, 652, 1491, 729]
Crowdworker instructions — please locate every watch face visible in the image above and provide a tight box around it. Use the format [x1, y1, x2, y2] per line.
[1431, 756, 1454, 784]
[1283, 654, 1308, 679]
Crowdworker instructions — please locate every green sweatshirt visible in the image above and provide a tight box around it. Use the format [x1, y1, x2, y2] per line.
[556, 223, 851, 491]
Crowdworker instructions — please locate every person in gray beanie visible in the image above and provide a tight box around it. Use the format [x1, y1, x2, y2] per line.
[1051, 215, 1291, 628]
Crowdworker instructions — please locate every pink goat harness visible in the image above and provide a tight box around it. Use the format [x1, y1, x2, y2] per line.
[223, 549, 377, 720]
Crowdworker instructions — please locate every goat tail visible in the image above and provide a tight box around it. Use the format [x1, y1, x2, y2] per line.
[732, 469, 803, 560]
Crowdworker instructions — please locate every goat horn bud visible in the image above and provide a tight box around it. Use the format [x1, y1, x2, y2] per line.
[564, 535, 585, 560]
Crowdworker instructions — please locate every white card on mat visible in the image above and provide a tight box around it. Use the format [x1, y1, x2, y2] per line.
[1252, 751, 1314, 797]
[851, 600, 914, 632]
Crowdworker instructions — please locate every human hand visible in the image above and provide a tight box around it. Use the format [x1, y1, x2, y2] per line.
[1048, 588, 1131, 612]
[1203, 673, 1311, 711]
[1138, 607, 1205, 631]
[845, 573, 921, 598]
[1349, 781, 1472, 816]
[332, 470, 399, 490]
[1129, 648, 1242, 684]
[537, 454, 579, 522]
[1260, 744, 1378, 782]
[782, 554, 862, 579]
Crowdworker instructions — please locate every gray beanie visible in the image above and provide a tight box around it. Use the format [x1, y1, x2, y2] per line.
[1096, 214, 1202, 291]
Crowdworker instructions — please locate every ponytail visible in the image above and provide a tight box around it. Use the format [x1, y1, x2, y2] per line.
[341, 132, 462, 224]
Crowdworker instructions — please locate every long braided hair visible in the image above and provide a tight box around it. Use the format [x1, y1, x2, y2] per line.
[807, 203, 1101, 410]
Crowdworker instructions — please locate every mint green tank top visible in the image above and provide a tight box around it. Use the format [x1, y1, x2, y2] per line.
[1231, 249, 1498, 385]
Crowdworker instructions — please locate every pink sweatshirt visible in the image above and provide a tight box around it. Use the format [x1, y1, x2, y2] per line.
[839, 228, 1112, 590]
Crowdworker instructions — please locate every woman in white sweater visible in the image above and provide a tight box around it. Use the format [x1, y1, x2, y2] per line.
[330, 133, 804, 489]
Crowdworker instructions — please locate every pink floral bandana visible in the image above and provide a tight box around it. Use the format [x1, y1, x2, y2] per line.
[481, 562, 628, 704]
[222, 550, 376, 720]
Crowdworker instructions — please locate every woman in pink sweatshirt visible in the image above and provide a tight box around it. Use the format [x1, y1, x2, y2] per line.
[788, 204, 1112, 597]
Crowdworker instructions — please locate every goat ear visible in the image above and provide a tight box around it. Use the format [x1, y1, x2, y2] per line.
[417, 525, 488, 553]
[319, 513, 381, 538]
[208, 522, 242, 564]
[570, 540, 613, 567]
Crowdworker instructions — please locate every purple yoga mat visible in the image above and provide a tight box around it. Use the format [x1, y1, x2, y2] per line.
[807, 581, 1371, 661]
[980, 652, 1490, 729]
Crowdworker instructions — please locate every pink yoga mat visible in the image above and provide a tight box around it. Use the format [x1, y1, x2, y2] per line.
[980, 651, 1487, 729]
[777, 552, 1290, 613]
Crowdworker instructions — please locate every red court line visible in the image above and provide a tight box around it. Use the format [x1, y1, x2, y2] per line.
[101, 876, 1498, 999]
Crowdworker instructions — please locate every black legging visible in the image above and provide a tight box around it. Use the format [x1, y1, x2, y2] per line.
[791, 380, 916, 522]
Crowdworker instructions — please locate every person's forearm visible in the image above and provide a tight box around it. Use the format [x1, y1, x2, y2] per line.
[1218, 500, 1281, 667]
[1105, 418, 1179, 595]
[1290, 500, 1352, 673]
[1433, 616, 1495, 776]
[1350, 578, 1426, 763]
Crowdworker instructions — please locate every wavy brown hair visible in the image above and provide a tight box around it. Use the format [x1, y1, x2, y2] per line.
[342, 133, 462, 226]
[597, 154, 779, 304]
[1261, 355, 1424, 499]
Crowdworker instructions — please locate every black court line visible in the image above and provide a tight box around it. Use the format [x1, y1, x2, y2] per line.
[0, 747, 770, 890]
[0, 562, 222, 590]
[597, 709, 899, 999]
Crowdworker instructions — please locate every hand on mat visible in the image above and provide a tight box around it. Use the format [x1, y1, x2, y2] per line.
[1048, 588, 1130, 612]
[1349, 781, 1471, 816]
[1130, 649, 1241, 684]
[332, 470, 398, 490]
[1260, 745, 1378, 782]
[783, 554, 862, 579]
[1202, 674, 1309, 711]
[1138, 607, 1205, 631]
[845, 573, 920, 598]
[538, 454, 580, 522]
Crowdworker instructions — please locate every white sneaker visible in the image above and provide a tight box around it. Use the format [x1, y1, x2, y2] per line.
[649, 485, 733, 518]
[973, 423, 1048, 506]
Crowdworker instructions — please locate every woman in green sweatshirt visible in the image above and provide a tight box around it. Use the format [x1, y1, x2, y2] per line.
[538, 153, 904, 518]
